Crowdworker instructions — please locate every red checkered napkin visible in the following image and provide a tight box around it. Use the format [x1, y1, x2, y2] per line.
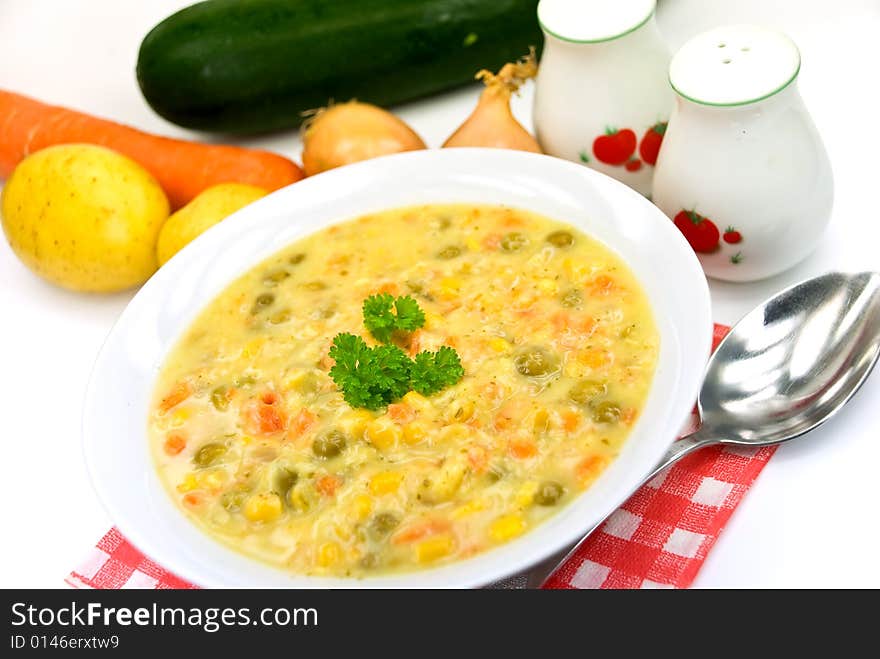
[68, 324, 775, 590]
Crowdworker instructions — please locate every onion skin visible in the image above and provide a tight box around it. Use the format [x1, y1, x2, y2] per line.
[443, 51, 542, 153]
[302, 102, 426, 176]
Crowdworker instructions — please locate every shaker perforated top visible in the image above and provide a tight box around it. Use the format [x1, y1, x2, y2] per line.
[537, 0, 656, 43]
[669, 24, 801, 106]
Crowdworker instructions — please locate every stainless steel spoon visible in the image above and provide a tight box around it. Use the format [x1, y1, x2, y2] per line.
[532, 270, 880, 587]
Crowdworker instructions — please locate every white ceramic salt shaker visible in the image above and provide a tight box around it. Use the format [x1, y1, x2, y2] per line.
[652, 25, 833, 282]
[533, 0, 673, 196]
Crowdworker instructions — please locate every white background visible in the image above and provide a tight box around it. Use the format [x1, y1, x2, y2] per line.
[1, 0, 878, 588]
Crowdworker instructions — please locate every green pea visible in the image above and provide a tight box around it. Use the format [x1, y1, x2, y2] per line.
[592, 401, 622, 424]
[500, 232, 529, 252]
[369, 512, 400, 538]
[289, 253, 306, 265]
[220, 488, 249, 513]
[560, 288, 583, 308]
[513, 346, 560, 378]
[271, 467, 298, 498]
[312, 430, 347, 458]
[534, 481, 565, 506]
[486, 463, 507, 483]
[263, 270, 290, 287]
[193, 442, 227, 468]
[437, 245, 462, 259]
[210, 386, 229, 411]
[568, 380, 608, 406]
[359, 553, 380, 569]
[251, 293, 275, 313]
[546, 230, 574, 248]
[303, 281, 327, 291]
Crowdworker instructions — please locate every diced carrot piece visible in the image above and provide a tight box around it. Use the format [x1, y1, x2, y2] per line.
[377, 282, 400, 295]
[561, 410, 580, 432]
[407, 330, 423, 356]
[288, 408, 317, 439]
[592, 274, 614, 295]
[622, 408, 638, 425]
[242, 395, 287, 436]
[387, 403, 415, 424]
[575, 455, 609, 486]
[315, 475, 341, 497]
[182, 492, 203, 507]
[494, 410, 514, 432]
[392, 519, 451, 545]
[509, 439, 538, 459]
[158, 381, 191, 414]
[163, 433, 187, 456]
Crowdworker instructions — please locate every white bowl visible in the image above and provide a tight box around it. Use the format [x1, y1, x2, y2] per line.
[83, 148, 712, 588]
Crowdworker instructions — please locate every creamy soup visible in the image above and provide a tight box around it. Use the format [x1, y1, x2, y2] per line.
[149, 204, 658, 577]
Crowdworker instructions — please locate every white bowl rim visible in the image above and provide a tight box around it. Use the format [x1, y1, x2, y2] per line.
[83, 148, 712, 588]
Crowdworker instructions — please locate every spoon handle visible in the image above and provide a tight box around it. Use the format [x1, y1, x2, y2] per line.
[528, 430, 717, 588]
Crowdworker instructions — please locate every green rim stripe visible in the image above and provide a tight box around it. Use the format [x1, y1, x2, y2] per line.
[539, 5, 655, 45]
[669, 50, 801, 107]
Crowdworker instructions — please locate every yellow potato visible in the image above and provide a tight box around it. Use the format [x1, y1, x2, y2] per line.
[156, 183, 266, 265]
[1, 144, 169, 292]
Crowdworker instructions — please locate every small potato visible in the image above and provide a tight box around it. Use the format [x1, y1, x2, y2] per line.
[156, 183, 266, 265]
[1, 144, 169, 292]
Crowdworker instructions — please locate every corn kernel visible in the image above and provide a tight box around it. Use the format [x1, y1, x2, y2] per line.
[365, 419, 401, 451]
[243, 492, 283, 522]
[452, 498, 488, 519]
[176, 473, 199, 493]
[341, 410, 374, 440]
[169, 407, 191, 426]
[352, 494, 373, 521]
[424, 312, 444, 330]
[536, 278, 558, 295]
[241, 435, 254, 445]
[402, 391, 430, 413]
[489, 337, 509, 353]
[438, 277, 463, 300]
[317, 541, 342, 568]
[465, 237, 481, 252]
[369, 471, 404, 496]
[489, 514, 527, 542]
[241, 338, 266, 358]
[414, 534, 455, 563]
[515, 481, 539, 508]
[403, 421, 428, 445]
[198, 469, 227, 492]
[532, 408, 551, 434]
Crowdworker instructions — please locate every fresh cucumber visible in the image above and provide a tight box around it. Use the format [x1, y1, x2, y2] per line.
[137, 0, 542, 134]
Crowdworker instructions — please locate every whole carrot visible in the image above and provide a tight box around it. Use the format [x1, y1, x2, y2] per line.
[0, 90, 303, 209]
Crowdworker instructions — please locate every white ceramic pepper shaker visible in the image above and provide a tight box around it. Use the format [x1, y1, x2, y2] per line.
[533, 0, 673, 197]
[652, 25, 833, 282]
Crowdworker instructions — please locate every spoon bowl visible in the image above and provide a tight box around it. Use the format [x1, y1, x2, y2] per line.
[699, 271, 880, 446]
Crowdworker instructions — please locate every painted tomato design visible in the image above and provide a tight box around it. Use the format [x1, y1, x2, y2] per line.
[723, 226, 742, 244]
[673, 210, 720, 253]
[639, 122, 667, 166]
[624, 158, 642, 172]
[593, 128, 637, 166]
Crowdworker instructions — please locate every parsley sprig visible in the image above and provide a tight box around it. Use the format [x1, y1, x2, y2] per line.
[328, 295, 463, 410]
[362, 293, 426, 343]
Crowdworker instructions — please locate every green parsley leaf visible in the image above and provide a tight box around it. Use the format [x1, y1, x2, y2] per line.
[328, 333, 413, 410]
[362, 293, 426, 343]
[393, 295, 426, 332]
[410, 346, 465, 396]
[362, 293, 397, 344]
